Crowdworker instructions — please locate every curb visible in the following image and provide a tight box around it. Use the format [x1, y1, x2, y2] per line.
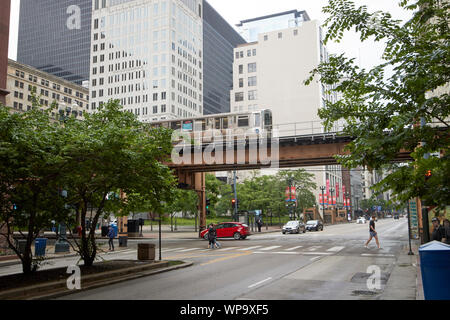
[0, 260, 193, 300]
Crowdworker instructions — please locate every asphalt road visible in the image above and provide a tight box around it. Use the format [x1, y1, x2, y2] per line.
[55, 217, 409, 300]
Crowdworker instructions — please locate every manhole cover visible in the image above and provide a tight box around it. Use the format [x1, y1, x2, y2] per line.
[351, 290, 380, 296]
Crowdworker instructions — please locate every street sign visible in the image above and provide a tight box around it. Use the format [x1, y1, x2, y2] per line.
[408, 199, 419, 239]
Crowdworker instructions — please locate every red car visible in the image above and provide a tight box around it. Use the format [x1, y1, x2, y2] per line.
[201, 222, 250, 240]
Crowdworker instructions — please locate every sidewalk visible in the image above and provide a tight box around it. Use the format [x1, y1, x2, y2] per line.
[380, 240, 424, 300]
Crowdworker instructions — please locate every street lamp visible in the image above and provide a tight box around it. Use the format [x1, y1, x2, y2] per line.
[55, 189, 70, 253]
[330, 187, 337, 221]
[320, 186, 326, 221]
[345, 192, 350, 222]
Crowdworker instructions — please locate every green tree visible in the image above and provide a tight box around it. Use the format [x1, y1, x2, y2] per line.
[306, 0, 449, 209]
[0, 101, 70, 274]
[60, 100, 176, 266]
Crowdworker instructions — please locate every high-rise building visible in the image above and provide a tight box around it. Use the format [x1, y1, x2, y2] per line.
[202, 0, 246, 115]
[0, 0, 11, 105]
[230, 11, 341, 212]
[17, 0, 92, 85]
[89, 0, 204, 122]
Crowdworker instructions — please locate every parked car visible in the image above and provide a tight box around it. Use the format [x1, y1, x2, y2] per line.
[394, 214, 400, 220]
[357, 217, 366, 224]
[386, 214, 393, 218]
[305, 220, 323, 232]
[200, 222, 251, 240]
[282, 221, 306, 234]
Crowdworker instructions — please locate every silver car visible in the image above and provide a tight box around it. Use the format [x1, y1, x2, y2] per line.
[282, 221, 306, 234]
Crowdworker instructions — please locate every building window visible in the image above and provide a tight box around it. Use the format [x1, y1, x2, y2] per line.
[264, 35, 268, 41]
[248, 63, 257, 73]
[238, 65, 243, 74]
[239, 78, 244, 88]
[153, 106, 158, 114]
[235, 92, 244, 102]
[278, 32, 283, 39]
[248, 76, 257, 87]
[248, 90, 257, 101]
[252, 49, 256, 56]
[294, 29, 298, 36]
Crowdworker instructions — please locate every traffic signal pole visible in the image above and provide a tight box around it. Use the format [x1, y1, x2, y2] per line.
[233, 170, 238, 222]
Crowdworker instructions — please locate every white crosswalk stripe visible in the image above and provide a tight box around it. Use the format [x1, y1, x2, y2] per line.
[161, 248, 185, 252]
[238, 246, 262, 251]
[177, 248, 201, 252]
[285, 246, 303, 251]
[306, 246, 322, 251]
[258, 246, 282, 251]
[219, 247, 239, 251]
[327, 246, 345, 252]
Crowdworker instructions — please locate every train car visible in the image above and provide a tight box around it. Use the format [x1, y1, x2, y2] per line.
[150, 109, 273, 143]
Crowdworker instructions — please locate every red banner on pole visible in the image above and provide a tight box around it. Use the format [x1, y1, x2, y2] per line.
[336, 183, 339, 198]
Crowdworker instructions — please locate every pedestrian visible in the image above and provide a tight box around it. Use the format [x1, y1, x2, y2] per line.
[431, 217, 445, 242]
[207, 224, 216, 249]
[442, 219, 450, 245]
[365, 215, 381, 249]
[257, 219, 263, 232]
[107, 225, 115, 251]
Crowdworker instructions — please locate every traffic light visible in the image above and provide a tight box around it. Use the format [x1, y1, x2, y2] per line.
[206, 199, 210, 210]
[231, 199, 236, 208]
[425, 170, 432, 181]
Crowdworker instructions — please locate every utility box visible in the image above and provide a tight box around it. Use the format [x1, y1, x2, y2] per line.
[138, 243, 155, 261]
[419, 241, 450, 300]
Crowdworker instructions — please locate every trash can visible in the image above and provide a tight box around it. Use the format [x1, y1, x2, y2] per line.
[419, 241, 450, 300]
[35, 238, 47, 257]
[15, 239, 27, 255]
[101, 226, 109, 237]
[138, 243, 155, 261]
[119, 236, 128, 247]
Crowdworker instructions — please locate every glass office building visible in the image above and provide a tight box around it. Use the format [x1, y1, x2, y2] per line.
[202, 0, 246, 115]
[17, 0, 92, 85]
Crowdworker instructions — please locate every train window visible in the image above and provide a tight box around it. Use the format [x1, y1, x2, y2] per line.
[264, 112, 272, 126]
[195, 120, 206, 131]
[171, 121, 181, 130]
[222, 117, 228, 129]
[238, 116, 249, 127]
[215, 118, 221, 129]
[254, 113, 261, 127]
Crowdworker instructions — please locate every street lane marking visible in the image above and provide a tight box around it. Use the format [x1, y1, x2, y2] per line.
[254, 251, 299, 255]
[248, 277, 272, 289]
[302, 252, 333, 256]
[258, 246, 281, 251]
[177, 248, 201, 252]
[285, 246, 303, 251]
[199, 252, 253, 267]
[310, 257, 321, 262]
[361, 253, 395, 257]
[219, 247, 239, 251]
[306, 246, 322, 251]
[161, 248, 185, 252]
[327, 246, 345, 252]
[238, 246, 262, 251]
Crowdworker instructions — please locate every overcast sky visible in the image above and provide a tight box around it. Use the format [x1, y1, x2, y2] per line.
[8, 0, 413, 69]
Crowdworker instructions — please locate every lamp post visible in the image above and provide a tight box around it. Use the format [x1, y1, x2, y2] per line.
[355, 195, 360, 218]
[320, 186, 326, 221]
[55, 189, 70, 253]
[344, 192, 349, 222]
[330, 187, 337, 222]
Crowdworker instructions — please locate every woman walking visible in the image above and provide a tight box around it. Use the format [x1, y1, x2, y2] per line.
[365, 215, 381, 249]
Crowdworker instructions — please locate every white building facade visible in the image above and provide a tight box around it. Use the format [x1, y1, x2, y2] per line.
[230, 13, 342, 212]
[89, 0, 204, 122]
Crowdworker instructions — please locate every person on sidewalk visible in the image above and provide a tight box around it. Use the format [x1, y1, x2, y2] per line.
[207, 224, 216, 249]
[257, 218, 262, 232]
[107, 226, 115, 251]
[431, 217, 445, 242]
[365, 215, 381, 249]
[443, 219, 450, 245]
